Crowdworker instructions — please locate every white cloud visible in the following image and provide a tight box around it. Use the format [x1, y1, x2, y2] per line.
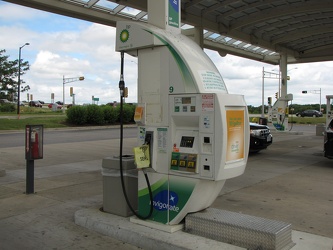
[0, 26, 36, 50]
[0, 3, 47, 21]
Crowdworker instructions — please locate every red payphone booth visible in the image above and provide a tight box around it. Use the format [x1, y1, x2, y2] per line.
[25, 125, 43, 194]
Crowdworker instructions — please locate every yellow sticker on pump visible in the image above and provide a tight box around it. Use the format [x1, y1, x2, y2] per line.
[133, 145, 150, 169]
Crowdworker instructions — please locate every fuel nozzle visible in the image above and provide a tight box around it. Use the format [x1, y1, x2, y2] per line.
[145, 132, 152, 145]
[119, 51, 125, 97]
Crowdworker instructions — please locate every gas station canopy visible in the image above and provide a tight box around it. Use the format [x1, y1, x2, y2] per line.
[4, 0, 333, 65]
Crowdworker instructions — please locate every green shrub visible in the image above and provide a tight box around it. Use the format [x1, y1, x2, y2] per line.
[66, 105, 87, 125]
[116, 103, 135, 123]
[0, 103, 16, 112]
[86, 105, 105, 125]
[66, 104, 134, 126]
[103, 106, 118, 124]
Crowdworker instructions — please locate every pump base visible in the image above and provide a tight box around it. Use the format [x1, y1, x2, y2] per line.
[130, 216, 184, 233]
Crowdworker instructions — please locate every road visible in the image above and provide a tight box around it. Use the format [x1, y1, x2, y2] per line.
[0, 123, 316, 148]
[0, 127, 137, 148]
[0, 121, 332, 249]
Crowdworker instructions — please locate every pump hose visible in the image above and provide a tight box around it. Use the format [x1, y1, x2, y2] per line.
[118, 52, 153, 220]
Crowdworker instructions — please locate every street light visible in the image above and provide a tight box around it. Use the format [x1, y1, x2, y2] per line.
[261, 67, 297, 118]
[62, 76, 84, 112]
[273, 67, 297, 99]
[17, 43, 30, 116]
[261, 67, 279, 118]
[302, 88, 322, 111]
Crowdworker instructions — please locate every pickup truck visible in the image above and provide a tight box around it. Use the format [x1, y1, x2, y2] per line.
[249, 122, 273, 153]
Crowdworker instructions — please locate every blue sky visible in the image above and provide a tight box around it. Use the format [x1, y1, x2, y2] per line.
[1, 1, 332, 107]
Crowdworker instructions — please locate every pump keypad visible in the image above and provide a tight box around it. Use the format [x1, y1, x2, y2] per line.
[171, 152, 197, 173]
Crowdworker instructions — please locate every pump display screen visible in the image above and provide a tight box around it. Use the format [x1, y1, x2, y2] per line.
[182, 97, 192, 104]
[180, 136, 195, 148]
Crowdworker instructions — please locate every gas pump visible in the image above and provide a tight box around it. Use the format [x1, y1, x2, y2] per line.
[269, 94, 293, 131]
[115, 3, 249, 226]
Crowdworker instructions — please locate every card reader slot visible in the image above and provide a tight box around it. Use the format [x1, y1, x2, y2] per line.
[204, 165, 210, 171]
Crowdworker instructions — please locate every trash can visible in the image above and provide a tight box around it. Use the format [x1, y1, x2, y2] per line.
[316, 123, 325, 136]
[259, 117, 267, 125]
[102, 155, 137, 217]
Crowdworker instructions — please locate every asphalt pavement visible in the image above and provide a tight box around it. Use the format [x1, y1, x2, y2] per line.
[0, 124, 332, 249]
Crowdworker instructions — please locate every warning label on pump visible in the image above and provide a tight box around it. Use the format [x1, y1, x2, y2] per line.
[157, 128, 168, 153]
[202, 94, 214, 112]
[199, 70, 226, 92]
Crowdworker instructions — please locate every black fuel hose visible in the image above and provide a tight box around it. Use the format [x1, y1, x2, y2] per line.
[118, 51, 153, 220]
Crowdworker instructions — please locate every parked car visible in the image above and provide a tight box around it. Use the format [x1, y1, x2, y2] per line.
[249, 122, 273, 153]
[296, 110, 323, 117]
[0, 99, 11, 104]
[29, 101, 42, 107]
[48, 103, 62, 109]
[56, 101, 63, 105]
[38, 100, 45, 104]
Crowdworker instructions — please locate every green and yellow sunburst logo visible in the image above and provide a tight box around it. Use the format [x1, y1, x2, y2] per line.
[120, 29, 129, 43]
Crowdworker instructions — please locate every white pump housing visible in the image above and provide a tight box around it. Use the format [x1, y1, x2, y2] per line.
[116, 21, 249, 225]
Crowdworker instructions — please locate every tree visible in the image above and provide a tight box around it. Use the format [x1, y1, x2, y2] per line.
[0, 49, 30, 101]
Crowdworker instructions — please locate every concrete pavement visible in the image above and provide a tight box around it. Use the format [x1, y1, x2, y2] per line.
[0, 125, 332, 249]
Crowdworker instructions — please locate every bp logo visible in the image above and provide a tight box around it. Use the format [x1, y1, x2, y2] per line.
[153, 190, 180, 212]
[120, 29, 129, 43]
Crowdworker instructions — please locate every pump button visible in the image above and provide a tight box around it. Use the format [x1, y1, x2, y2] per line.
[179, 160, 186, 167]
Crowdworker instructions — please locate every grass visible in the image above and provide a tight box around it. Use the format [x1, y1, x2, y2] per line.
[250, 115, 326, 125]
[1, 106, 63, 115]
[0, 109, 328, 131]
[0, 114, 68, 130]
[288, 116, 326, 124]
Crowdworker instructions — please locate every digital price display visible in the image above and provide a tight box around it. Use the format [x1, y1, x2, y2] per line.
[180, 136, 195, 148]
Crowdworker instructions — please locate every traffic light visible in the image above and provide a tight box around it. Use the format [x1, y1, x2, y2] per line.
[275, 92, 278, 99]
[302, 90, 307, 94]
[70, 87, 73, 96]
[268, 97, 272, 105]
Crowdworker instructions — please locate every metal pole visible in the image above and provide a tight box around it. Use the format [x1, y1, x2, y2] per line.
[62, 75, 65, 113]
[17, 43, 29, 116]
[17, 48, 22, 115]
[26, 159, 34, 194]
[261, 67, 264, 118]
[278, 65, 281, 98]
[319, 88, 320, 112]
[62, 76, 84, 111]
